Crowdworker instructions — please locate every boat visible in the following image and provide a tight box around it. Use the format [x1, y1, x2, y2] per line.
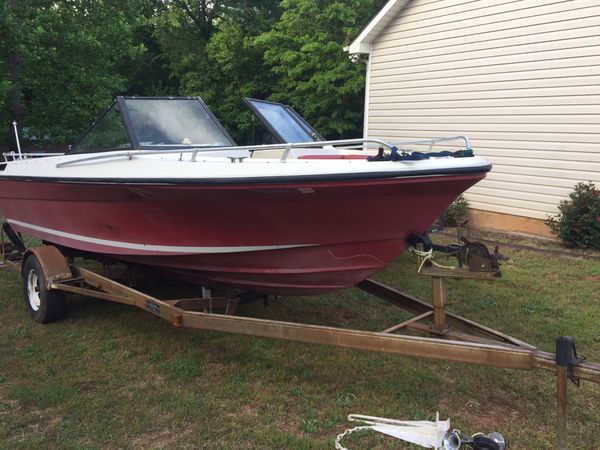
[0, 96, 490, 295]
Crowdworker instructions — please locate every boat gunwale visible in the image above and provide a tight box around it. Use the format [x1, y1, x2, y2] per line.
[0, 163, 491, 186]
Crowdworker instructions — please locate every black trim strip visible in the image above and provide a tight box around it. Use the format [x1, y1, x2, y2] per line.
[0, 164, 491, 186]
[116, 96, 140, 150]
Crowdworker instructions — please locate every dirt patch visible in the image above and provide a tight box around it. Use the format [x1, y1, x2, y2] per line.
[130, 424, 195, 449]
[239, 404, 256, 416]
[334, 311, 357, 322]
[0, 398, 21, 416]
[584, 275, 600, 282]
[466, 402, 520, 431]
[436, 228, 600, 260]
[30, 407, 62, 430]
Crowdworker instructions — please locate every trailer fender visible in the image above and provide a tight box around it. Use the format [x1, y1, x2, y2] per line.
[22, 246, 73, 289]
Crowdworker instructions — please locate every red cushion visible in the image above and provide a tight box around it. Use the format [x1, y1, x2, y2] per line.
[298, 154, 368, 160]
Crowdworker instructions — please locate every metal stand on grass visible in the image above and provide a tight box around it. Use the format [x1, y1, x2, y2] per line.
[0, 222, 598, 449]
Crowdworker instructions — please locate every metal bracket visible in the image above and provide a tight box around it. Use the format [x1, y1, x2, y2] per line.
[555, 336, 586, 450]
[556, 336, 585, 386]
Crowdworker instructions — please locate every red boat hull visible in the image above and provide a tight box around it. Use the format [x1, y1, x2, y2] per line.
[0, 174, 485, 294]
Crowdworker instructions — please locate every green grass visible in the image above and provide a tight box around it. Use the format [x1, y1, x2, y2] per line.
[0, 240, 599, 449]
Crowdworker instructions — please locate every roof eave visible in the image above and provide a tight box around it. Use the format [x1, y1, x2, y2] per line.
[347, 42, 372, 55]
[347, 0, 412, 56]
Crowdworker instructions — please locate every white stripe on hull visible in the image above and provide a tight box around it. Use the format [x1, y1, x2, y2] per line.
[7, 219, 315, 254]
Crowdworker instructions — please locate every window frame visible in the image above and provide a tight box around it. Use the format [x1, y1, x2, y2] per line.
[69, 96, 236, 154]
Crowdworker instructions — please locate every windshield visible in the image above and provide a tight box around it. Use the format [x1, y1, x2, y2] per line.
[70, 97, 236, 154]
[245, 98, 323, 144]
[124, 98, 235, 148]
[71, 102, 132, 154]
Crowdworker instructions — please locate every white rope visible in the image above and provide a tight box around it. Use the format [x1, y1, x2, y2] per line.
[334, 426, 374, 450]
[411, 247, 456, 273]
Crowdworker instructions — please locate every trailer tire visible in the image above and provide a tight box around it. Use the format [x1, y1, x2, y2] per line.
[22, 255, 65, 323]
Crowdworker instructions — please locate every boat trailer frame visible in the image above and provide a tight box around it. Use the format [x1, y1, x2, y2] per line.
[1, 226, 599, 449]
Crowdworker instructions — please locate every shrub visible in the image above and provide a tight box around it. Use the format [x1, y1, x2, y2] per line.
[546, 182, 600, 249]
[444, 194, 470, 227]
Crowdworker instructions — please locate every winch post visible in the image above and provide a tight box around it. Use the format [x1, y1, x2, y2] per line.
[431, 277, 448, 332]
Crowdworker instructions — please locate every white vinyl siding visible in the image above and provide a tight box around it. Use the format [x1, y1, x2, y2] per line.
[366, 0, 600, 220]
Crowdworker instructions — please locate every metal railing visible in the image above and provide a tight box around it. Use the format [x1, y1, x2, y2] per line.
[391, 135, 471, 152]
[24, 135, 471, 168]
[2, 151, 65, 163]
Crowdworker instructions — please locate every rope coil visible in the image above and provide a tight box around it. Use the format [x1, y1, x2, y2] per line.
[334, 426, 374, 450]
[410, 247, 456, 273]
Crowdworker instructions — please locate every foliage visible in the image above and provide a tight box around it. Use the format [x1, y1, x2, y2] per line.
[444, 194, 470, 227]
[546, 182, 600, 249]
[164, 0, 282, 143]
[11, 1, 147, 145]
[0, 79, 11, 144]
[0, 0, 16, 145]
[255, 0, 381, 139]
[1, 0, 383, 147]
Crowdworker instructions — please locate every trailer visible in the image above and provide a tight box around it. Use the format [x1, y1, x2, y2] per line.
[1, 222, 599, 449]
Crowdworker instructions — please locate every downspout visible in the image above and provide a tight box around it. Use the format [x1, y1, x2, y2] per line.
[363, 55, 372, 139]
[347, 50, 371, 142]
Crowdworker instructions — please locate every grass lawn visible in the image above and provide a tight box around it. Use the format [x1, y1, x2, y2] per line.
[0, 235, 599, 449]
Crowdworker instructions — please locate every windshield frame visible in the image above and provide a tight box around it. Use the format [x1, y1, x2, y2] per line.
[69, 100, 136, 154]
[69, 96, 236, 154]
[244, 98, 324, 144]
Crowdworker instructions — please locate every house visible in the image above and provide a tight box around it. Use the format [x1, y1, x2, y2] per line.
[347, 0, 600, 237]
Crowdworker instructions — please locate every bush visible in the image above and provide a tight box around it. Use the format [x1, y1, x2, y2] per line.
[444, 194, 470, 227]
[546, 182, 600, 249]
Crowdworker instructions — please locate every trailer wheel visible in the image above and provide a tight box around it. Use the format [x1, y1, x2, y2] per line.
[22, 255, 65, 323]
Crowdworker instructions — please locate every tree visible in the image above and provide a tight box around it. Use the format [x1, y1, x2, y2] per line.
[1, 1, 148, 146]
[0, 0, 21, 145]
[159, 0, 281, 142]
[0, 0, 385, 146]
[254, 0, 384, 139]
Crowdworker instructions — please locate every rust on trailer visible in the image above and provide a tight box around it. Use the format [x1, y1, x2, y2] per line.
[44, 265, 600, 384]
[179, 311, 537, 369]
[22, 246, 73, 288]
[556, 365, 568, 450]
[163, 297, 239, 315]
[382, 311, 433, 334]
[356, 279, 535, 349]
[431, 277, 448, 333]
[3, 239, 599, 384]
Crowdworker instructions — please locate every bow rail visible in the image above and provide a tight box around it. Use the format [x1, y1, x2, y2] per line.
[53, 135, 471, 168]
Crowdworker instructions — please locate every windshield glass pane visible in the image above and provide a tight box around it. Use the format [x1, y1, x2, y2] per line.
[71, 103, 132, 154]
[248, 99, 315, 143]
[125, 98, 234, 148]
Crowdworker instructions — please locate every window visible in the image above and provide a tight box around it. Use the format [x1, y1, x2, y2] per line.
[71, 103, 132, 154]
[70, 97, 236, 154]
[245, 98, 323, 144]
[124, 98, 235, 149]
